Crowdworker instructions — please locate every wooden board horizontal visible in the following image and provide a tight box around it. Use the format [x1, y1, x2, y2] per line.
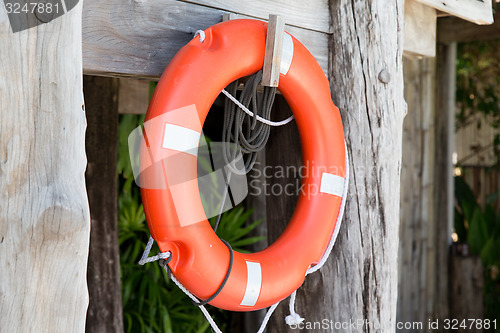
[414, 0, 493, 25]
[438, 12, 500, 43]
[83, 0, 329, 80]
[177, 0, 331, 33]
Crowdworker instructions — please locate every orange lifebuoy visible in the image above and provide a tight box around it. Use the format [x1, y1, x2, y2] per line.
[140, 19, 347, 311]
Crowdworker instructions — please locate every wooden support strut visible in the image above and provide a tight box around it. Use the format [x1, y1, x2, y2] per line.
[222, 13, 286, 88]
[261, 15, 285, 87]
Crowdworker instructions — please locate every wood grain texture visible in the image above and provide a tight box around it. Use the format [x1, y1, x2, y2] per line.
[178, 0, 331, 33]
[449, 252, 484, 330]
[432, 42, 457, 322]
[404, 0, 436, 58]
[415, 0, 493, 24]
[264, 1, 406, 331]
[82, 0, 329, 79]
[398, 57, 436, 327]
[264, 97, 302, 332]
[321, 0, 405, 331]
[84, 76, 123, 333]
[0, 3, 90, 333]
[262, 15, 284, 87]
[118, 78, 151, 114]
[439, 11, 500, 43]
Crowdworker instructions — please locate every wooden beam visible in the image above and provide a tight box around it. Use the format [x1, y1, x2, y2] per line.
[415, 0, 493, 25]
[177, 0, 331, 33]
[0, 3, 90, 332]
[118, 79, 151, 114]
[262, 15, 285, 87]
[449, 250, 484, 323]
[439, 12, 500, 43]
[82, 0, 329, 79]
[84, 76, 123, 333]
[398, 57, 436, 325]
[404, 0, 437, 58]
[432, 41, 457, 322]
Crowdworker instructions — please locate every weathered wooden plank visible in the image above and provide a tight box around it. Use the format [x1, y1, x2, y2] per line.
[82, 0, 329, 80]
[262, 15, 285, 87]
[84, 76, 123, 333]
[439, 12, 500, 43]
[449, 249, 484, 329]
[268, 0, 406, 331]
[118, 78, 151, 114]
[432, 41, 457, 322]
[178, 0, 331, 33]
[404, 0, 436, 58]
[264, 97, 302, 331]
[415, 0, 493, 25]
[0, 3, 90, 333]
[398, 57, 436, 327]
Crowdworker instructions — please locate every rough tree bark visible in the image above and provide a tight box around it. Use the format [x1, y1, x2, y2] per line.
[268, 1, 405, 332]
[83, 76, 123, 333]
[0, 3, 90, 333]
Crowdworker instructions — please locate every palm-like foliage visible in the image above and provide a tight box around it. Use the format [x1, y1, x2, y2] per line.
[118, 113, 263, 333]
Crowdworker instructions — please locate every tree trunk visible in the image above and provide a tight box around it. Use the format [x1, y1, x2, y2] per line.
[84, 76, 123, 333]
[0, 4, 90, 333]
[266, 1, 405, 331]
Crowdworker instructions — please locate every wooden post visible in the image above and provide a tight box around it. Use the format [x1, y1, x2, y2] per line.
[267, 1, 405, 330]
[83, 76, 123, 333]
[0, 3, 90, 333]
[449, 250, 484, 329]
[312, 0, 405, 330]
[398, 57, 436, 326]
[432, 41, 457, 322]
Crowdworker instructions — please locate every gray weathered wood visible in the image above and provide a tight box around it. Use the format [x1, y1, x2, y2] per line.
[449, 250, 484, 331]
[264, 1, 406, 331]
[404, 0, 436, 58]
[178, 0, 331, 33]
[264, 98, 303, 332]
[82, 0, 329, 79]
[323, 1, 405, 330]
[432, 41, 457, 323]
[118, 78, 151, 114]
[84, 76, 123, 333]
[262, 15, 285, 87]
[415, 0, 493, 24]
[398, 57, 436, 327]
[0, 4, 90, 333]
[439, 12, 500, 43]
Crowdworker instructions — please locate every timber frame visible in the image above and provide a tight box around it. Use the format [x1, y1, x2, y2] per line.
[0, 0, 496, 332]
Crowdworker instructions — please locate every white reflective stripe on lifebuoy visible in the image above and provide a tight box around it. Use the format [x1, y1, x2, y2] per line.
[162, 123, 201, 157]
[240, 261, 262, 306]
[279, 32, 293, 75]
[320, 172, 345, 197]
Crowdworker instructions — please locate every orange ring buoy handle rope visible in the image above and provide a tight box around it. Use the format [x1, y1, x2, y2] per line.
[140, 19, 348, 312]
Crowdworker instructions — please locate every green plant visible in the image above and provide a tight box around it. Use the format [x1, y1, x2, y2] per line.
[117, 113, 263, 333]
[454, 175, 500, 327]
[456, 41, 500, 168]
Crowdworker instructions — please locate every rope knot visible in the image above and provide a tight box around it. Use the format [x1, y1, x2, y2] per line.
[285, 313, 304, 326]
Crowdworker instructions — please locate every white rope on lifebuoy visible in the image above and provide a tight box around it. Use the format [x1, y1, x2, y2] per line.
[194, 30, 206, 43]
